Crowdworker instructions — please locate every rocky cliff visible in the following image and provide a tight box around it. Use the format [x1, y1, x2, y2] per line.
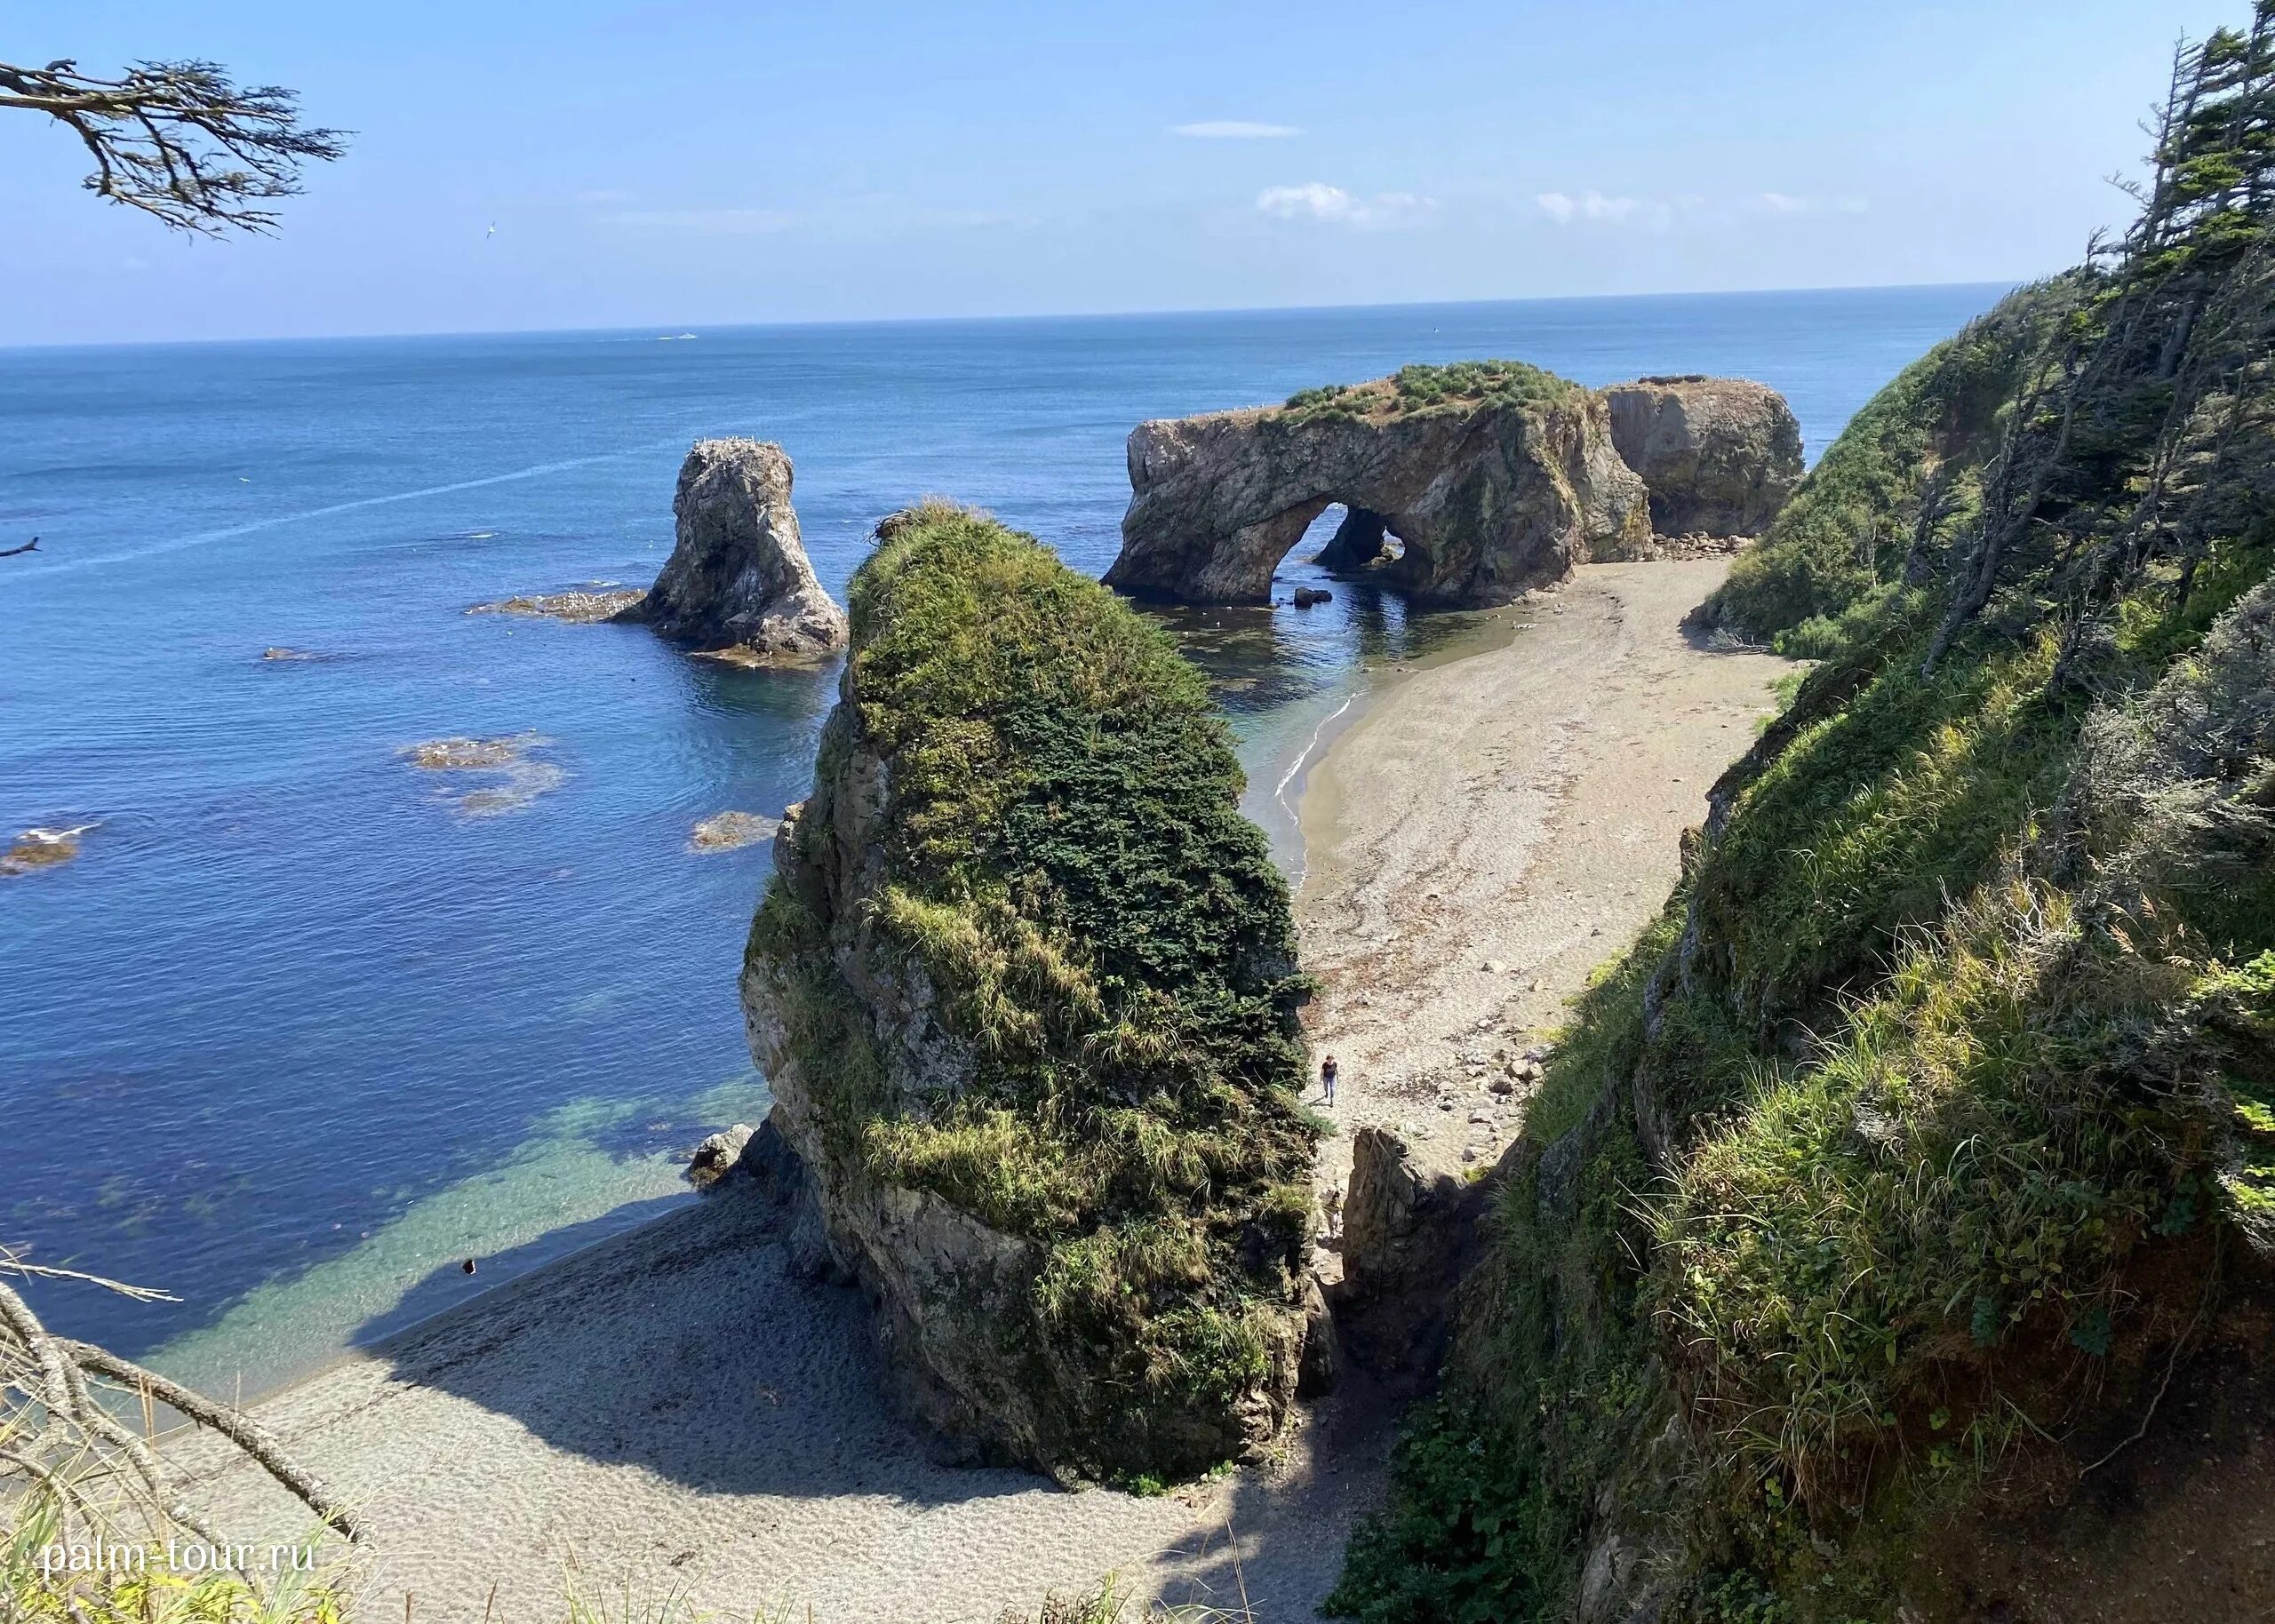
[1601, 374, 1803, 538]
[618, 438, 848, 662]
[740, 500, 1321, 1483]
[1329, 88, 2275, 1612]
[1105, 362, 1652, 606]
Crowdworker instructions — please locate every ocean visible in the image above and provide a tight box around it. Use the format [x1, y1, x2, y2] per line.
[0, 284, 2007, 1396]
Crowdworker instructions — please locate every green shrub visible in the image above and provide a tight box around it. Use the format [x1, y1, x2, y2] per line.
[1280, 360, 1580, 426]
[1701, 280, 2071, 652]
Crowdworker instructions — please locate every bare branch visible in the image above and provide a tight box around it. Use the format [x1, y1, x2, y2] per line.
[60, 1339, 366, 1543]
[0, 58, 346, 235]
[1, 1247, 363, 1583]
[0, 1246, 178, 1302]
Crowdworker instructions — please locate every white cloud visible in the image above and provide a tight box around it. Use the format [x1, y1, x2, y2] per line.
[1256, 182, 1436, 230]
[1751, 191, 1869, 216]
[1535, 189, 1869, 228]
[597, 206, 801, 235]
[1536, 190, 1646, 225]
[1173, 120, 1299, 139]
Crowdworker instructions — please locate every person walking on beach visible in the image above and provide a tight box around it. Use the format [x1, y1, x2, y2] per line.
[1320, 1053, 1339, 1106]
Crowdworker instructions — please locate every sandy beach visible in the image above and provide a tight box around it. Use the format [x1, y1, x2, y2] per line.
[183, 558, 1788, 1622]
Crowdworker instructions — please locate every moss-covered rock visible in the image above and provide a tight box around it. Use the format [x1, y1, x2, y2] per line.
[742, 500, 1319, 1482]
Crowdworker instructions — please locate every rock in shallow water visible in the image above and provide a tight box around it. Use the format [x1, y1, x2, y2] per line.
[685, 1122, 756, 1190]
[468, 588, 647, 623]
[1, 823, 95, 876]
[688, 810, 781, 851]
[400, 733, 565, 816]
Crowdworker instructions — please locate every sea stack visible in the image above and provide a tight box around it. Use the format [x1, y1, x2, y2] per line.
[1104, 362, 1650, 607]
[618, 438, 848, 663]
[1600, 376, 1804, 538]
[741, 500, 1321, 1483]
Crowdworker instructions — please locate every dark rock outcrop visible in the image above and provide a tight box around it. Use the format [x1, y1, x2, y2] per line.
[1105, 366, 1650, 607]
[1601, 376, 1803, 539]
[1332, 1126, 1499, 1376]
[616, 439, 847, 663]
[1313, 505, 1392, 570]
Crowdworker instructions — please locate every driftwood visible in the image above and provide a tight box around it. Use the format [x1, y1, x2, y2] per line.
[0, 1248, 365, 1564]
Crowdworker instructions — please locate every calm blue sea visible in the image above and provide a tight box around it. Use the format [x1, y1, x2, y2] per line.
[0, 284, 2005, 1394]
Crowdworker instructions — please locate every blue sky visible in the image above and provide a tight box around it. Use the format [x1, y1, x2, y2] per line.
[0, 1, 2223, 344]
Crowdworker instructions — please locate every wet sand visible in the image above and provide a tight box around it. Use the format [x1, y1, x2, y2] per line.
[182, 558, 1787, 1622]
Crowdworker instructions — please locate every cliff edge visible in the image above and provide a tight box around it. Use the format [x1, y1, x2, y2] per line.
[1331, 40, 2275, 1611]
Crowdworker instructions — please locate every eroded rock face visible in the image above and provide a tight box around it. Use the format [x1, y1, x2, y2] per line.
[1334, 1126, 1493, 1374]
[1601, 376, 1803, 539]
[619, 439, 848, 662]
[1105, 376, 1651, 607]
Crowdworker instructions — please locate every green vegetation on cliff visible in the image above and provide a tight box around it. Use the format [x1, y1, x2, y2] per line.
[748, 500, 1317, 1477]
[1694, 283, 2067, 658]
[1333, 12, 2275, 1618]
[1284, 359, 1579, 425]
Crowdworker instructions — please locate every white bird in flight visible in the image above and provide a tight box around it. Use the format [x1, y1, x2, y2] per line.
[486, 222, 497, 238]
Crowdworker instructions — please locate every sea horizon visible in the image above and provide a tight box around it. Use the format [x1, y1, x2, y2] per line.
[0, 275, 2023, 356]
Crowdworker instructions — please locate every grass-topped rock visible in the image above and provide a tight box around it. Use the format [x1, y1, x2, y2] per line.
[1106, 361, 1803, 606]
[1104, 360, 1652, 605]
[1282, 359, 1581, 424]
[741, 500, 1321, 1483]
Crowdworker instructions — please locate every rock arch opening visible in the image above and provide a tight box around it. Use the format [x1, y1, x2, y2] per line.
[1308, 504, 1409, 573]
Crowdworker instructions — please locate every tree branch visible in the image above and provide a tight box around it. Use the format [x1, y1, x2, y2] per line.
[59, 1339, 366, 1543]
[0, 58, 346, 235]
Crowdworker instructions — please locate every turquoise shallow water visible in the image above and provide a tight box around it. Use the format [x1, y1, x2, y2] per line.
[0, 285, 2005, 1392]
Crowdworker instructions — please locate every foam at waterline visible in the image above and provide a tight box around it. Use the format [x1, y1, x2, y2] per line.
[1232, 673, 1366, 887]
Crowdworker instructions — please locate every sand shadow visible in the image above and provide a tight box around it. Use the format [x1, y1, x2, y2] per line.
[359, 1185, 1050, 1509]
[1138, 1360, 1409, 1617]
